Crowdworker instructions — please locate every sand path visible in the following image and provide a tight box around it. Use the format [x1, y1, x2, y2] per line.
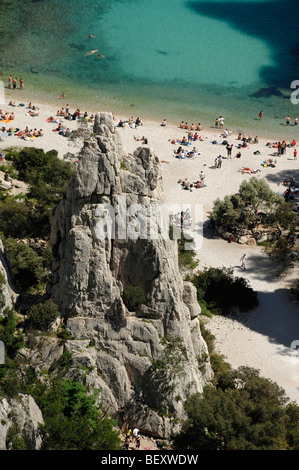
[196, 232, 299, 404]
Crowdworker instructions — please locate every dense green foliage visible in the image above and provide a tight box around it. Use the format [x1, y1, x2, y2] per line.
[211, 177, 284, 231]
[37, 379, 122, 450]
[122, 285, 147, 311]
[173, 366, 299, 450]
[25, 299, 60, 331]
[0, 148, 75, 238]
[2, 238, 45, 292]
[188, 266, 258, 315]
[0, 308, 24, 359]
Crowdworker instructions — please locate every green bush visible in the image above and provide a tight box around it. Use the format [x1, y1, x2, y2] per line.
[26, 299, 60, 331]
[211, 177, 283, 232]
[3, 238, 44, 292]
[0, 308, 24, 359]
[173, 366, 299, 450]
[122, 285, 146, 311]
[37, 379, 122, 450]
[190, 267, 258, 315]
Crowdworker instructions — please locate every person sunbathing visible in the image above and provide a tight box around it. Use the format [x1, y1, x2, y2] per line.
[237, 167, 260, 174]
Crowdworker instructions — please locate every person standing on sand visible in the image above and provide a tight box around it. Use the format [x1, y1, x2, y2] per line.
[12, 78, 17, 89]
[8, 75, 12, 89]
[240, 253, 247, 270]
[294, 148, 297, 160]
[20, 78, 24, 90]
[226, 143, 233, 158]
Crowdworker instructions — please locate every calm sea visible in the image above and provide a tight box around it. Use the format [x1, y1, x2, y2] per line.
[1, 0, 299, 138]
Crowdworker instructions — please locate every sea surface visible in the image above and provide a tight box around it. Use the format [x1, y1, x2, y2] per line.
[1, 0, 299, 137]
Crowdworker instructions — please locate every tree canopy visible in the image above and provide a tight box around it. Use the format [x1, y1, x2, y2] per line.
[173, 366, 299, 450]
[211, 177, 286, 231]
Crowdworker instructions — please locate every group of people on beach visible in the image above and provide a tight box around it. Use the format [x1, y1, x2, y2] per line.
[7, 75, 24, 90]
[117, 116, 143, 129]
[285, 115, 298, 126]
[54, 106, 95, 122]
[0, 110, 15, 121]
[179, 121, 202, 132]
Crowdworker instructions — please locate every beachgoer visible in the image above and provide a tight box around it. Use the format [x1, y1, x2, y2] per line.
[84, 49, 98, 56]
[240, 253, 247, 270]
[88, 34, 96, 38]
[123, 436, 130, 451]
[132, 427, 140, 443]
[161, 118, 167, 126]
[285, 115, 291, 125]
[197, 123, 202, 131]
[294, 149, 297, 160]
[98, 53, 105, 58]
[217, 155, 222, 168]
[12, 78, 17, 89]
[218, 116, 224, 128]
[226, 143, 233, 158]
[8, 75, 12, 89]
[20, 78, 24, 90]
[295, 116, 298, 126]
[258, 111, 263, 120]
[135, 435, 141, 450]
[199, 170, 205, 183]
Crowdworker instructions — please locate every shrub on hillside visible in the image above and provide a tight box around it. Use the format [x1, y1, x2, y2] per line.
[173, 366, 299, 450]
[25, 299, 60, 331]
[3, 238, 44, 292]
[189, 266, 258, 315]
[122, 285, 147, 311]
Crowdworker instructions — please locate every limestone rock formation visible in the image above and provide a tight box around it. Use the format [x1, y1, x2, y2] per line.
[0, 239, 17, 314]
[48, 112, 213, 438]
[0, 394, 43, 450]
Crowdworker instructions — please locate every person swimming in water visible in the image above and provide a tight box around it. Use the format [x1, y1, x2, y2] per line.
[98, 53, 105, 59]
[84, 49, 98, 56]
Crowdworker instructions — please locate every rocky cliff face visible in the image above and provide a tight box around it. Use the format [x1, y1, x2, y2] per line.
[0, 239, 18, 313]
[48, 112, 213, 438]
[0, 394, 43, 450]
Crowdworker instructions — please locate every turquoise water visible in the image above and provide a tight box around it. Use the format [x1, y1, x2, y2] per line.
[1, 0, 299, 137]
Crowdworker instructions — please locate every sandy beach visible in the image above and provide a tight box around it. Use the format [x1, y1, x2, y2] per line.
[1, 89, 299, 405]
